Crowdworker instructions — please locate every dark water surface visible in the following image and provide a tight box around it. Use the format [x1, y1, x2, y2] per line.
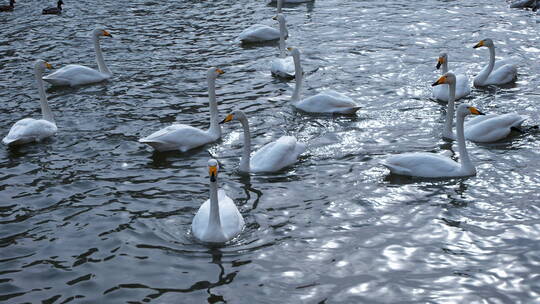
[1, 0, 540, 303]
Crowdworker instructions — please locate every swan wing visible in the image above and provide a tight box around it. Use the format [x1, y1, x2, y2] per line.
[384, 152, 462, 178]
[465, 113, 526, 142]
[239, 24, 280, 42]
[433, 73, 470, 101]
[191, 198, 211, 241]
[296, 90, 360, 114]
[217, 190, 244, 240]
[485, 64, 517, 85]
[43, 64, 110, 86]
[139, 124, 216, 152]
[250, 136, 305, 172]
[2, 118, 57, 146]
[271, 57, 295, 78]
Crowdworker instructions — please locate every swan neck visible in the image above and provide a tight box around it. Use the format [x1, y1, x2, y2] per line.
[476, 46, 495, 85]
[277, 0, 283, 13]
[456, 113, 474, 174]
[238, 113, 251, 173]
[207, 76, 221, 137]
[443, 82, 456, 139]
[94, 34, 111, 75]
[208, 180, 223, 237]
[441, 61, 449, 74]
[35, 66, 54, 123]
[291, 53, 303, 102]
[278, 19, 286, 58]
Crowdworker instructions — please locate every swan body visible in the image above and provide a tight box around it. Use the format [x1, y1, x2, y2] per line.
[192, 159, 244, 244]
[239, 1, 286, 43]
[42, 0, 63, 14]
[473, 39, 517, 86]
[220, 110, 306, 173]
[432, 53, 470, 102]
[3, 60, 57, 146]
[270, 14, 295, 78]
[0, 0, 14, 12]
[383, 74, 484, 178]
[288, 47, 360, 114]
[139, 67, 224, 152]
[43, 28, 112, 86]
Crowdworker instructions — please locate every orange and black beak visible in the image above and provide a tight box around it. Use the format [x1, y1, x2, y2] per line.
[469, 107, 485, 116]
[216, 68, 225, 75]
[473, 40, 484, 49]
[209, 165, 217, 182]
[103, 30, 113, 38]
[436, 57, 444, 70]
[432, 75, 447, 86]
[219, 113, 234, 124]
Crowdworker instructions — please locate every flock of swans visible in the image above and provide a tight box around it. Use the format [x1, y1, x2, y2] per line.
[2, 0, 536, 244]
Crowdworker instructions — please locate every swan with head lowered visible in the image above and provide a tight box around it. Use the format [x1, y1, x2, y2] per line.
[3, 60, 57, 146]
[432, 53, 470, 102]
[383, 74, 484, 178]
[473, 38, 517, 86]
[440, 73, 526, 143]
[43, 28, 113, 86]
[220, 110, 306, 173]
[288, 47, 359, 114]
[139, 67, 225, 152]
[239, 0, 286, 43]
[270, 14, 295, 78]
[191, 159, 245, 244]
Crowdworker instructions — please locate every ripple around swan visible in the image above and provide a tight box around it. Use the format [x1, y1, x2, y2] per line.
[1, 0, 540, 303]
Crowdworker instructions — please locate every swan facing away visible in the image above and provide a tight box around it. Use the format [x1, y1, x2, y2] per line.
[43, 28, 113, 86]
[473, 38, 517, 86]
[139, 68, 224, 152]
[191, 159, 245, 244]
[220, 110, 306, 173]
[3, 60, 57, 146]
[42, 0, 63, 15]
[288, 47, 359, 114]
[440, 72, 526, 143]
[239, 1, 287, 43]
[270, 14, 295, 78]
[432, 53, 470, 102]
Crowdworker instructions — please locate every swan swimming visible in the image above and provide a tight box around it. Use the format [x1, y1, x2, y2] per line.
[191, 159, 245, 244]
[270, 14, 295, 78]
[220, 110, 306, 173]
[3, 60, 57, 146]
[139, 67, 224, 152]
[432, 53, 470, 102]
[239, 0, 286, 43]
[473, 38, 517, 86]
[43, 28, 113, 86]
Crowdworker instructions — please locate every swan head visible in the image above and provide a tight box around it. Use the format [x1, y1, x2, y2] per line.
[93, 28, 113, 38]
[35, 59, 53, 71]
[208, 159, 219, 183]
[473, 38, 493, 49]
[457, 104, 485, 117]
[436, 53, 447, 69]
[432, 72, 456, 86]
[219, 110, 244, 124]
[207, 67, 225, 79]
[286, 47, 300, 57]
[272, 14, 286, 24]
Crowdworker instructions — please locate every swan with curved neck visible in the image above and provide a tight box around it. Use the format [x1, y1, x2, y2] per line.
[139, 67, 224, 152]
[473, 38, 517, 86]
[270, 14, 295, 78]
[383, 74, 484, 178]
[432, 53, 470, 102]
[238, 0, 287, 43]
[288, 47, 360, 114]
[191, 159, 245, 244]
[441, 73, 526, 143]
[43, 28, 113, 86]
[220, 110, 306, 173]
[3, 60, 58, 146]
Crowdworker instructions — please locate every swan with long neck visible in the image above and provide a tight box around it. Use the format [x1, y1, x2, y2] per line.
[441, 73, 526, 143]
[43, 28, 113, 86]
[288, 47, 360, 114]
[270, 14, 295, 78]
[220, 110, 306, 173]
[473, 38, 517, 86]
[432, 53, 470, 102]
[383, 74, 484, 178]
[238, 0, 287, 43]
[191, 159, 245, 244]
[139, 67, 224, 152]
[3, 60, 58, 146]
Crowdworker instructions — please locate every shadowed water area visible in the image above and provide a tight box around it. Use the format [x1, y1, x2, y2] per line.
[1, 0, 539, 303]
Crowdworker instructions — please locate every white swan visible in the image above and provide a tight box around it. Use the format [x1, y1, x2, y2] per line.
[43, 28, 113, 86]
[473, 38, 517, 86]
[440, 73, 526, 143]
[432, 53, 470, 102]
[3, 60, 57, 146]
[139, 67, 224, 152]
[288, 47, 360, 114]
[270, 14, 295, 78]
[192, 159, 245, 244]
[239, 0, 286, 43]
[220, 110, 306, 173]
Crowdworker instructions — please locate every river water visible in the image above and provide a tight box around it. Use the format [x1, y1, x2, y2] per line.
[1, 0, 539, 303]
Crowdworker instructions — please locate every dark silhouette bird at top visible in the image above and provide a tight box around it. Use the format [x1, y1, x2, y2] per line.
[43, 0, 64, 15]
[0, 0, 15, 12]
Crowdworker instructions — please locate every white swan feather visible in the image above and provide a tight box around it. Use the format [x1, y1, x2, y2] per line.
[432, 53, 470, 102]
[473, 39, 517, 86]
